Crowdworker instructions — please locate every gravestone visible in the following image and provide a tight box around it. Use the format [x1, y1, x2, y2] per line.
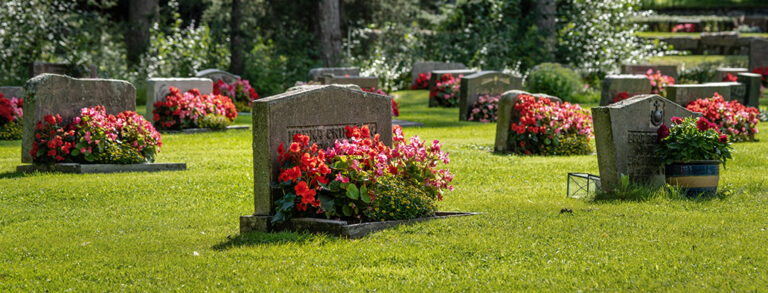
[411, 61, 467, 82]
[195, 69, 241, 84]
[429, 69, 477, 92]
[700, 32, 740, 54]
[0, 86, 23, 99]
[241, 84, 393, 233]
[320, 75, 379, 89]
[600, 75, 652, 106]
[144, 78, 213, 118]
[592, 95, 700, 192]
[738, 72, 762, 108]
[20, 74, 135, 163]
[666, 83, 733, 106]
[715, 67, 748, 82]
[494, 90, 562, 153]
[622, 64, 678, 80]
[749, 38, 768, 71]
[307, 67, 360, 81]
[459, 71, 522, 121]
[31, 62, 97, 78]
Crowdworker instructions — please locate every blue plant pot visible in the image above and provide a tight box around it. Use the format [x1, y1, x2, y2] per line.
[665, 161, 720, 198]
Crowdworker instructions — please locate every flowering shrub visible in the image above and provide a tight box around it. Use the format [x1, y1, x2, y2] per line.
[646, 69, 675, 97]
[361, 87, 399, 117]
[686, 93, 759, 142]
[612, 91, 631, 104]
[0, 92, 23, 140]
[31, 106, 162, 164]
[507, 95, 593, 155]
[429, 74, 462, 107]
[671, 23, 698, 33]
[656, 116, 732, 167]
[722, 73, 738, 82]
[410, 72, 431, 90]
[213, 78, 260, 112]
[272, 125, 453, 223]
[752, 67, 768, 87]
[152, 87, 237, 130]
[468, 94, 501, 122]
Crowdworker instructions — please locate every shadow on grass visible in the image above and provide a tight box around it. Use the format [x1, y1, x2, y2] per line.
[212, 231, 335, 250]
[0, 170, 26, 179]
[592, 183, 736, 203]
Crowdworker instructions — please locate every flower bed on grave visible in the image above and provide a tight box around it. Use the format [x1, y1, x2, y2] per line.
[468, 94, 501, 122]
[30, 106, 162, 164]
[271, 125, 453, 224]
[685, 93, 759, 142]
[0, 91, 23, 140]
[213, 78, 260, 112]
[429, 73, 462, 107]
[152, 87, 237, 131]
[507, 94, 593, 155]
[361, 87, 399, 117]
[410, 72, 431, 90]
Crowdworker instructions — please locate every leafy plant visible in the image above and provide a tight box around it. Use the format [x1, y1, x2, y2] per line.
[468, 94, 501, 122]
[152, 87, 237, 130]
[507, 94, 593, 156]
[429, 74, 462, 107]
[686, 93, 759, 142]
[655, 116, 733, 167]
[525, 63, 582, 101]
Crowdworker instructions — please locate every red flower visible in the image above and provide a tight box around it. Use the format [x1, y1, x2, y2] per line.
[723, 73, 738, 82]
[657, 124, 670, 141]
[612, 92, 630, 103]
[289, 142, 301, 153]
[696, 117, 711, 131]
[671, 116, 683, 124]
[719, 134, 728, 143]
[294, 181, 316, 204]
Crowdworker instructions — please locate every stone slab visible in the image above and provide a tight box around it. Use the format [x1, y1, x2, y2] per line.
[160, 125, 250, 134]
[248, 84, 392, 221]
[17, 163, 186, 174]
[320, 75, 379, 89]
[392, 119, 424, 127]
[715, 67, 748, 82]
[622, 64, 678, 80]
[21, 74, 136, 163]
[144, 78, 213, 119]
[600, 75, 652, 106]
[738, 72, 762, 108]
[592, 95, 700, 192]
[195, 68, 241, 84]
[666, 83, 733, 106]
[0, 86, 23, 99]
[240, 212, 477, 238]
[459, 71, 522, 121]
[411, 61, 467, 82]
[494, 90, 562, 153]
[750, 38, 768, 71]
[307, 67, 360, 81]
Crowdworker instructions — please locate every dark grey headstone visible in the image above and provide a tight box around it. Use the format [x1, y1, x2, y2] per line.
[749, 38, 768, 71]
[622, 64, 678, 80]
[592, 95, 700, 191]
[195, 68, 241, 84]
[246, 85, 393, 231]
[738, 72, 762, 108]
[600, 75, 652, 106]
[411, 61, 467, 82]
[320, 75, 379, 89]
[494, 90, 562, 153]
[0, 86, 23, 99]
[144, 78, 212, 118]
[666, 83, 733, 106]
[459, 71, 522, 121]
[21, 74, 136, 163]
[307, 67, 360, 81]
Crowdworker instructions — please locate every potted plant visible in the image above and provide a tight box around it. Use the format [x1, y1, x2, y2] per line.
[656, 116, 733, 197]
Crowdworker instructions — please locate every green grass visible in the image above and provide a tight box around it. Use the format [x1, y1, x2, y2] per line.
[646, 55, 748, 67]
[2, 91, 768, 290]
[637, 32, 768, 39]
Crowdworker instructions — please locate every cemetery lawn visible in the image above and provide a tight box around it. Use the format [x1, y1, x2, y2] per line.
[2, 90, 768, 291]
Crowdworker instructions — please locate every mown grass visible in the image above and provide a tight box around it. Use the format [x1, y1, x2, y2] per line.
[646, 55, 748, 67]
[637, 32, 768, 39]
[2, 90, 768, 291]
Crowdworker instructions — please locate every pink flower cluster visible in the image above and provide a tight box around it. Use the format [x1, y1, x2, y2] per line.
[671, 23, 698, 33]
[468, 94, 501, 122]
[646, 69, 675, 96]
[508, 95, 593, 155]
[686, 93, 759, 142]
[213, 79, 260, 112]
[153, 87, 237, 130]
[429, 74, 462, 107]
[0, 93, 22, 125]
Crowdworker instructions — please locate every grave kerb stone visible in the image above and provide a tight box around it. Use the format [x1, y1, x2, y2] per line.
[320, 75, 379, 89]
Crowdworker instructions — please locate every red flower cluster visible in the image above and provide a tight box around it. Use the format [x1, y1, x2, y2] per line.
[361, 87, 399, 117]
[507, 95, 593, 155]
[671, 23, 698, 33]
[612, 91, 631, 104]
[0, 91, 23, 126]
[429, 74, 462, 107]
[686, 93, 759, 142]
[152, 87, 237, 130]
[277, 133, 331, 211]
[722, 73, 738, 82]
[752, 67, 768, 86]
[213, 78, 259, 112]
[30, 114, 75, 162]
[410, 72, 431, 90]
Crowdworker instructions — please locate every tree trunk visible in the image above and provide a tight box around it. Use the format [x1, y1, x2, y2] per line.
[317, 0, 342, 67]
[229, 0, 244, 75]
[127, 0, 159, 67]
[535, 0, 557, 61]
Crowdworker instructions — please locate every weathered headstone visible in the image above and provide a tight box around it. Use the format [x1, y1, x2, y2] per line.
[600, 75, 652, 106]
[30, 62, 97, 78]
[715, 67, 748, 82]
[494, 90, 562, 153]
[241, 84, 393, 233]
[144, 78, 213, 118]
[307, 67, 360, 81]
[428, 69, 477, 92]
[749, 38, 768, 71]
[666, 83, 733, 106]
[411, 61, 467, 82]
[458, 71, 522, 121]
[195, 68, 241, 84]
[320, 75, 379, 89]
[738, 72, 762, 108]
[622, 64, 678, 80]
[701, 31, 740, 54]
[0, 86, 23, 99]
[21, 74, 135, 163]
[592, 95, 700, 192]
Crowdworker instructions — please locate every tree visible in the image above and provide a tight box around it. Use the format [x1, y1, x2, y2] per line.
[127, 0, 159, 67]
[317, 0, 342, 66]
[230, 0, 244, 74]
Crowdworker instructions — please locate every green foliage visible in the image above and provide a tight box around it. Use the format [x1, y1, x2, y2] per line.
[365, 176, 437, 221]
[242, 38, 290, 97]
[0, 122, 22, 140]
[525, 63, 582, 101]
[92, 142, 145, 164]
[656, 117, 733, 167]
[197, 114, 232, 130]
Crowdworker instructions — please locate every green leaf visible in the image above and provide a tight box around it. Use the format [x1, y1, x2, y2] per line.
[70, 148, 80, 156]
[346, 184, 359, 200]
[359, 185, 370, 203]
[318, 194, 335, 216]
[342, 205, 353, 216]
[544, 138, 551, 145]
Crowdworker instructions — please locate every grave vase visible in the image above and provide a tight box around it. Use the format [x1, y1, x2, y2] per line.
[664, 160, 720, 198]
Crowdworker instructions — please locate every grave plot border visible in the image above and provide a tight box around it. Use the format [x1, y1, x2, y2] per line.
[17, 163, 187, 174]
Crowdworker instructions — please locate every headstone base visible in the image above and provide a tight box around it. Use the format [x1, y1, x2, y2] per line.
[392, 119, 424, 127]
[17, 163, 187, 174]
[161, 125, 250, 134]
[240, 211, 477, 238]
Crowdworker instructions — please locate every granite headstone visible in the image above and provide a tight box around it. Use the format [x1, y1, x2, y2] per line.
[459, 71, 522, 121]
[666, 83, 733, 106]
[749, 38, 768, 71]
[738, 72, 762, 108]
[412, 61, 467, 82]
[600, 75, 652, 106]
